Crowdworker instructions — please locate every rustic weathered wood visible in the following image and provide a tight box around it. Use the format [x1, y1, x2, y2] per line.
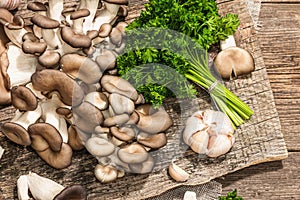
[257, 2, 300, 151]
[0, 0, 290, 199]
[219, 152, 300, 199]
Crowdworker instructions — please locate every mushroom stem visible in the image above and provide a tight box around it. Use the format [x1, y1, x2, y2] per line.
[26, 172, 65, 200]
[92, 2, 120, 31]
[48, 0, 64, 22]
[41, 94, 69, 143]
[79, 0, 100, 34]
[12, 105, 42, 129]
[220, 35, 236, 50]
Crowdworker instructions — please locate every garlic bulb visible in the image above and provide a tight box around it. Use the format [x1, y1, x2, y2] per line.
[0, 0, 21, 10]
[183, 110, 235, 157]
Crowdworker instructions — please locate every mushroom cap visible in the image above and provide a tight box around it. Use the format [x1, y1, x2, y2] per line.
[67, 125, 85, 151]
[85, 137, 115, 157]
[11, 86, 38, 111]
[60, 53, 102, 84]
[129, 155, 155, 174]
[31, 69, 85, 106]
[96, 49, 117, 71]
[94, 164, 118, 183]
[27, 2, 47, 11]
[1, 122, 31, 146]
[53, 185, 87, 200]
[135, 104, 173, 134]
[38, 50, 61, 69]
[84, 92, 108, 111]
[22, 32, 47, 55]
[31, 14, 60, 29]
[137, 132, 167, 149]
[214, 47, 255, 79]
[28, 123, 63, 152]
[109, 28, 122, 46]
[70, 9, 90, 20]
[109, 93, 135, 115]
[103, 113, 130, 127]
[117, 6, 128, 17]
[110, 126, 135, 141]
[117, 143, 149, 164]
[61, 27, 91, 48]
[98, 23, 112, 38]
[0, 51, 11, 105]
[101, 75, 138, 101]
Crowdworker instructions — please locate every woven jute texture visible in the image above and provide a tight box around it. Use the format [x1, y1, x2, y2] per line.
[0, 0, 288, 199]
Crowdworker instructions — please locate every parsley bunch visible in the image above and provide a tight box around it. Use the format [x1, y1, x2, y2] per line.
[117, 0, 254, 127]
[219, 189, 244, 200]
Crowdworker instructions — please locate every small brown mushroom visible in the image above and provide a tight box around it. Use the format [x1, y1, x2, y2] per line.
[38, 50, 61, 69]
[53, 185, 87, 200]
[96, 49, 117, 71]
[129, 155, 155, 174]
[214, 47, 255, 79]
[109, 27, 122, 46]
[31, 69, 85, 106]
[98, 23, 112, 38]
[135, 104, 173, 134]
[103, 0, 129, 5]
[137, 132, 167, 149]
[31, 14, 60, 29]
[110, 126, 135, 141]
[22, 32, 47, 55]
[117, 143, 149, 164]
[109, 93, 135, 115]
[85, 137, 115, 157]
[60, 53, 102, 84]
[28, 123, 72, 169]
[103, 113, 130, 127]
[61, 26, 91, 48]
[84, 92, 108, 111]
[94, 164, 118, 183]
[67, 125, 85, 151]
[11, 85, 38, 111]
[70, 9, 90, 20]
[27, 2, 47, 12]
[101, 75, 138, 101]
[117, 6, 128, 17]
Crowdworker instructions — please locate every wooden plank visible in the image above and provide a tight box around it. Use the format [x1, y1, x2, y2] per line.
[257, 3, 300, 150]
[218, 152, 300, 199]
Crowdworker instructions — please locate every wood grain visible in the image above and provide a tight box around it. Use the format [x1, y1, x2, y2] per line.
[257, 2, 300, 151]
[0, 0, 290, 199]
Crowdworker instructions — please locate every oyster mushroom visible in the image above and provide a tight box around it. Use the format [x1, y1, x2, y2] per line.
[0, 50, 11, 105]
[28, 123, 73, 169]
[22, 32, 47, 55]
[17, 172, 87, 200]
[135, 104, 173, 134]
[137, 132, 167, 149]
[85, 136, 115, 157]
[1, 105, 42, 146]
[117, 143, 149, 164]
[110, 126, 135, 142]
[31, 69, 85, 106]
[129, 155, 155, 174]
[109, 93, 135, 115]
[94, 164, 118, 183]
[11, 85, 38, 111]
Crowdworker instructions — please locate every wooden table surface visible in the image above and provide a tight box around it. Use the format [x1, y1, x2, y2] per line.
[217, 1, 300, 199]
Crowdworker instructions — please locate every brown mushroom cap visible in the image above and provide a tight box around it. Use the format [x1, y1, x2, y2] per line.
[117, 143, 149, 164]
[72, 101, 104, 133]
[61, 27, 91, 48]
[84, 92, 108, 111]
[27, 2, 47, 11]
[94, 164, 118, 183]
[31, 69, 85, 106]
[117, 6, 128, 17]
[110, 126, 135, 141]
[4, 15, 24, 30]
[28, 123, 63, 152]
[11, 85, 38, 111]
[31, 14, 60, 29]
[214, 47, 255, 79]
[101, 75, 138, 101]
[1, 122, 31, 146]
[0, 51, 11, 105]
[60, 53, 102, 84]
[38, 50, 61, 69]
[135, 104, 173, 134]
[70, 9, 90, 20]
[85, 137, 115, 157]
[109, 28, 122, 46]
[129, 155, 155, 174]
[53, 185, 87, 200]
[22, 32, 47, 55]
[67, 125, 85, 151]
[103, 113, 130, 127]
[137, 132, 167, 149]
[96, 49, 117, 71]
[98, 23, 112, 38]
[109, 93, 135, 115]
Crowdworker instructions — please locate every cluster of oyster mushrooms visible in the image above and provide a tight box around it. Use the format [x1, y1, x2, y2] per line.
[0, 0, 173, 183]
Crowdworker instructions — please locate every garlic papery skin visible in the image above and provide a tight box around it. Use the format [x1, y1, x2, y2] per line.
[183, 110, 235, 157]
[206, 134, 235, 158]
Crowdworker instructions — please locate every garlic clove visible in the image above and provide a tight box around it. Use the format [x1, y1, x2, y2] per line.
[189, 131, 209, 154]
[168, 162, 189, 182]
[17, 175, 30, 200]
[206, 134, 235, 157]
